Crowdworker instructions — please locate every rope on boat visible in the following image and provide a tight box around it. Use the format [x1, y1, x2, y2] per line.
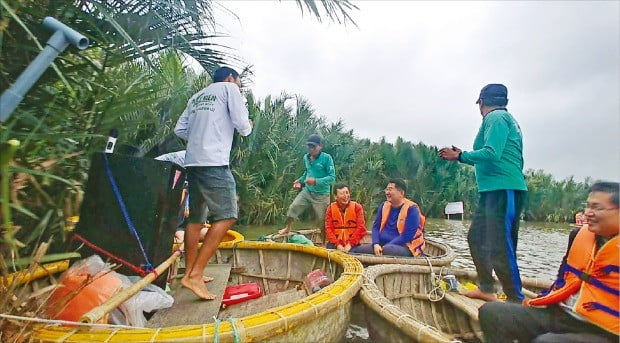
[71, 233, 147, 276]
[213, 317, 221, 343]
[416, 324, 433, 342]
[57, 328, 79, 343]
[379, 303, 400, 316]
[268, 309, 289, 330]
[300, 298, 320, 316]
[201, 323, 208, 343]
[149, 327, 162, 343]
[395, 312, 414, 324]
[0, 313, 136, 329]
[103, 153, 153, 273]
[228, 317, 241, 343]
[213, 317, 241, 343]
[425, 256, 446, 302]
[103, 328, 121, 343]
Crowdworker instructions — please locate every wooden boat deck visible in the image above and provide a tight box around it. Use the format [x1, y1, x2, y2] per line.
[218, 288, 307, 320]
[444, 292, 486, 321]
[147, 264, 232, 327]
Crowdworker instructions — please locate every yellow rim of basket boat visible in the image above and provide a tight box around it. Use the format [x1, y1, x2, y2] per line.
[30, 241, 363, 342]
[171, 229, 244, 251]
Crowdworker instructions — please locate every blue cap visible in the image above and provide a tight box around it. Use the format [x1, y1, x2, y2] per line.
[476, 84, 508, 104]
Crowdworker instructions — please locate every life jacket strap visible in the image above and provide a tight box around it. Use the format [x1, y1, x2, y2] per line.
[582, 302, 620, 317]
[565, 264, 620, 297]
[602, 265, 619, 275]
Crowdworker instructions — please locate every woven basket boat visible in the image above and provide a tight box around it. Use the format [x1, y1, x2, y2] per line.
[359, 264, 553, 342]
[26, 240, 363, 342]
[265, 228, 456, 266]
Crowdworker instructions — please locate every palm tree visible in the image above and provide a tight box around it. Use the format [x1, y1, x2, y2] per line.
[0, 0, 358, 249]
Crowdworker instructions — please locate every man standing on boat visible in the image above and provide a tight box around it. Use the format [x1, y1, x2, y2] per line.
[440, 83, 527, 303]
[352, 179, 426, 257]
[324, 183, 367, 252]
[479, 181, 619, 342]
[174, 67, 252, 300]
[279, 134, 335, 235]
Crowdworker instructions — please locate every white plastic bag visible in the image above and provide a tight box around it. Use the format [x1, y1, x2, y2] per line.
[109, 274, 173, 327]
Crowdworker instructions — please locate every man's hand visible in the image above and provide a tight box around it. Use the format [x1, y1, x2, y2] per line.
[304, 177, 316, 186]
[336, 244, 346, 252]
[373, 244, 383, 256]
[293, 180, 302, 189]
[344, 243, 352, 253]
[440, 146, 462, 161]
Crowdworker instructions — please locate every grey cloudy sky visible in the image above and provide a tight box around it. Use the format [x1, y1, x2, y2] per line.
[212, 1, 619, 182]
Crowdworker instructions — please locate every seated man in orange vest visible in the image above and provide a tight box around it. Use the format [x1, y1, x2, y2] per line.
[324, 183, 368, 252]
[351, 178, 426, 257]
[479, 181, 619, 343]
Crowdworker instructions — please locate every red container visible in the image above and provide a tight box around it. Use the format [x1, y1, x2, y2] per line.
[222, 282, 263, 306]
[305, 269, 332, 293]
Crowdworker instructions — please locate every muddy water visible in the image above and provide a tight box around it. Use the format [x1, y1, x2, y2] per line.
[235, 219, 573, 342]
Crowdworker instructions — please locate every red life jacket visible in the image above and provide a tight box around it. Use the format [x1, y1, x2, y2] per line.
[380, 199, 426, 256]
[525, 226, 619, 335]
[328, 201, 362, 243]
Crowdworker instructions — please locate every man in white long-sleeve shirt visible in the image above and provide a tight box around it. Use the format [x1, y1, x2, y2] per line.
[174, 67, 252, 300]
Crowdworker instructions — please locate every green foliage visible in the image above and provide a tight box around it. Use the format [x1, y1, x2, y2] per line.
[230, 94, 591, 225]
[0, 0, 588, 256]
[523, 170, 590, 222]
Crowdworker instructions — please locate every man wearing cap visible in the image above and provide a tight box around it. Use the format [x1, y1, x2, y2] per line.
[440, 84, 528, 303]
[279, 134, 335, 235]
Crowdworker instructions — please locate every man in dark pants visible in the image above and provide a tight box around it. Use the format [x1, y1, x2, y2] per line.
[479, 182, 619, 342]
[440, 84, 528, 302]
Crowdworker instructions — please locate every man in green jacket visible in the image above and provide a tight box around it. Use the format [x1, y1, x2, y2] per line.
[279, 134, 335, 234]
[440, 84, 528, 303]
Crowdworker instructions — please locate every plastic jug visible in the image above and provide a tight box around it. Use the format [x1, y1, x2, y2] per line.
[305, 269, 332, 293]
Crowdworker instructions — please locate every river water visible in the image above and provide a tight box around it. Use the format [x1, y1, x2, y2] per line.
[235, 218, 574, 341]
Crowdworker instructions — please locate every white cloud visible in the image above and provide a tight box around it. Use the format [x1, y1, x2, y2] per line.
[212, 1, 620, 182]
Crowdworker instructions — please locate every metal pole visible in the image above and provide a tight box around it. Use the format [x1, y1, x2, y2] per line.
[0, 17, 89, 122]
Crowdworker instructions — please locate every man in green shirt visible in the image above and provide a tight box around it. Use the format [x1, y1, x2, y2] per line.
[440, 84, 528, 303]
[279, 134, 335, 234]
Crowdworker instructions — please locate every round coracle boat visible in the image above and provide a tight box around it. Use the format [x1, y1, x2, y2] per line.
[22, 241, 363, 342]
[359, 264, 552, 342]
[264, 228, 456, 266]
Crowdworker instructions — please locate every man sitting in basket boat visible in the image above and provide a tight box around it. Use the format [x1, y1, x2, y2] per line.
[351, 178, 426, 257]
[479, 181, 619, 343]
[324, 183, 367, 253]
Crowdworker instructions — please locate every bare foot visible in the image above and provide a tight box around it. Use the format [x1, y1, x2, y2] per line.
[203, 276, 214, 283]
[461, 288, 498, 302]
[278, 227, 290, 235]
[181, 276, 216, 300]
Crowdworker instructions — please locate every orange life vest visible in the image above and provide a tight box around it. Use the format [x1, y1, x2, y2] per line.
[380, 199, 426, 256]
[329, 201, 361, 243]
[575, 212, 588, 226]
[525, 226, 619, 335]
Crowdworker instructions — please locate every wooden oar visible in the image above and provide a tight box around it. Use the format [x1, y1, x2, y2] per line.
[79, 244, 184, 324]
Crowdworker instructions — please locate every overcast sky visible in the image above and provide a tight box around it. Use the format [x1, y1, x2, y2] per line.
[212, 1, 619, 182]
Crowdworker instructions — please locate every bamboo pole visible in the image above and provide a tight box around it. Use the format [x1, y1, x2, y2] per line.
[1, 260, 69, 286]
[79, 244, 184, 324]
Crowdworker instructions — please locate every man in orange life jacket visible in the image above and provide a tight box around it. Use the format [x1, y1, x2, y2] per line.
[351, 178, 426, 257]
[479, 181, 619, 343]
[324, 183, 367, 253]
